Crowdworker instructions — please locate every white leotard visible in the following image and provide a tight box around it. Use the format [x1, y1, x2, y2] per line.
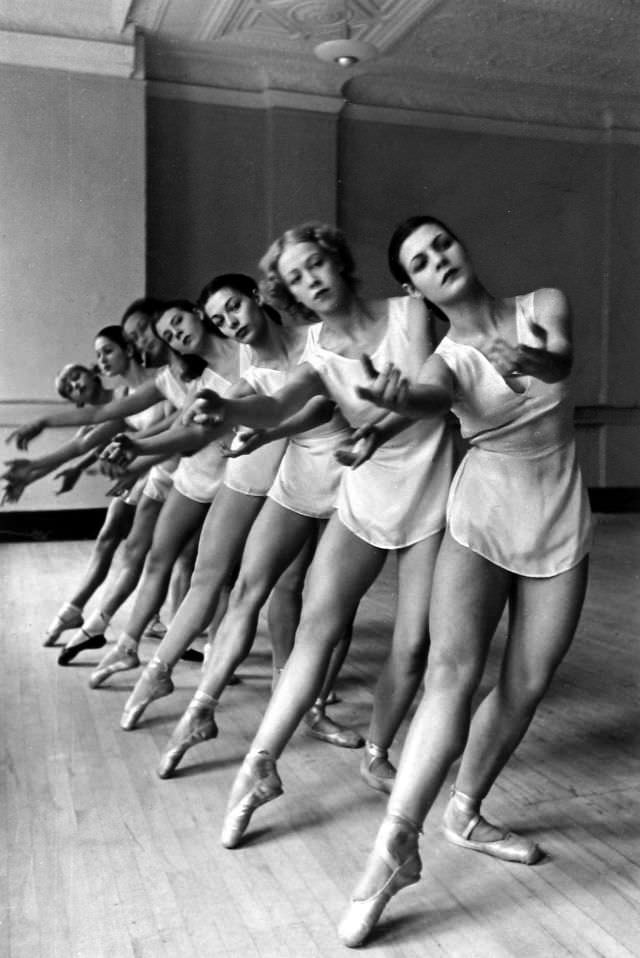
[224, 365, 288, 497]
[435, 292, 592, 576]
[172, 366, 236, 504]
[302, 296, 454, 548]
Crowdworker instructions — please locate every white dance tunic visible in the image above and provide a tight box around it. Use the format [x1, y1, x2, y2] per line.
[436, 292, 592, 577]
[302, 297, 454, 548]
[172, 366, 236, 504]
[224, 365, 288, 497]
[119, 378, 175, 506]
[266, 346, 352, 519]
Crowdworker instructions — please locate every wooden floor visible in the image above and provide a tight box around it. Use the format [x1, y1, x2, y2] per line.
[1, 514, 639, 957]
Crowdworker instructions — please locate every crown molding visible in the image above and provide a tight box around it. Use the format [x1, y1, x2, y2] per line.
[147, 79, 344, 114]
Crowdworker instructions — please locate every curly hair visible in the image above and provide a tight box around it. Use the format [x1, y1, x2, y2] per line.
[54, 363, 100, 403]
[258, 221, 358, 322]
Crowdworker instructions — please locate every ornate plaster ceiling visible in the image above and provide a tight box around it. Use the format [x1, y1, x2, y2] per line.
[0, 0, 636, 128]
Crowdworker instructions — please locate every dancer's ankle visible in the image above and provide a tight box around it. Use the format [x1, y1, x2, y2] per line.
[83, 609, 110, 637]
[191, 690, 217, 711]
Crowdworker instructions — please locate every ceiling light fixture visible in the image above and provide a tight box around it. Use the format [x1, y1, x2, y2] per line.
[314, 36, 377, 67]
[313, 3, 377, 68]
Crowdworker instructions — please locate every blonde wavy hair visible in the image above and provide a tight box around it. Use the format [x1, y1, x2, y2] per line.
[258, 221, 359, 322]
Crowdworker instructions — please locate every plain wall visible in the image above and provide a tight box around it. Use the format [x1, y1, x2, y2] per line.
[0, 64, 146, 512]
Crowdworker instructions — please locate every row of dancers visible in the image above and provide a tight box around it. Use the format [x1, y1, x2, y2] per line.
[4, 216, 592, 947]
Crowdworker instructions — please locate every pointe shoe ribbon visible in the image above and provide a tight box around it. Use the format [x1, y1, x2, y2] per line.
[338, 818, 422, 948]
[442, 789, 542, 865]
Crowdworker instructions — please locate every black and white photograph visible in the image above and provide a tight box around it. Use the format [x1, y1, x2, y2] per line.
[1, 2, 639, 955]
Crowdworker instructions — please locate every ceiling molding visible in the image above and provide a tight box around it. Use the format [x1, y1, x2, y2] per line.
[343, 102, 640, 146]
[0, 29, 137, 77]
[147, 79, 344, 114]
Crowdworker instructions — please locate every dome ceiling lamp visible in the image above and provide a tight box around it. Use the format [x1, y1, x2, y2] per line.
[313, 2, 378, 68]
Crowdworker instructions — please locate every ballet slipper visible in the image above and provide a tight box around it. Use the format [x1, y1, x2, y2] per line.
[120, 657, 174, 730]
[57, 629, 106, 666]
[360, 741, 396, 794]
[442, 787, 542, 865]
[180, 647, 204, 663]
[338, 814, 422, 948]
[304, 704, 364, 749]
[144, 615, 166, 639]
[157, 702, 218, 779]
[43, 604, 83, 647]
[89, 638, 140, 689]
[220, 749, 283, 849]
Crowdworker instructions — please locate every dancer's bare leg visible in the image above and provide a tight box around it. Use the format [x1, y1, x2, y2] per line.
[220, 518, 386, 847]
[362, 531, 443, 794]
[120, 487, 264, 729]
[45, 497, 133, 645]
[59, 494, 163, 663]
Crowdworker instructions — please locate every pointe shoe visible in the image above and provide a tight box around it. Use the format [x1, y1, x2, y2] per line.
[44, 605, 83, 647]
[360, 741, 396, 795]
[220, 750, 283, 849]
[304, 705, 364, 749]
[338, 815, 422, 948]
[120, 658, 174, 730]
[144, 615, 167, 639]
[157, 706, 218, 779]
[58, 630, 106, 666]
[180, 647, 204, 664]
[89, 639, 140, 689]
[442, 787, 542, 865]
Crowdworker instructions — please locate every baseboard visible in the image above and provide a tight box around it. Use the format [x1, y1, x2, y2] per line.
[0, 509, 108, 542]
[587, 488, 640, 513]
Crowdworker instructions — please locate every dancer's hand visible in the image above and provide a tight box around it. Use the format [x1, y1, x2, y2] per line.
[54, 464, 83, 495]
[335, 425, 379, 469]
[478, 338, 526, 393]
[5, 420, 44, 450]
[183, 389, 226, 427]
[1, 478, 28, 504]
[2, 458, 35, 486]
[356, 355, 411, 413]
[99, 434, 138, 473]
[221, 428, 265, 458]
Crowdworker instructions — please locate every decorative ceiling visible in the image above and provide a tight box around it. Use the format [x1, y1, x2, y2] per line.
[0, 0, 636, 128]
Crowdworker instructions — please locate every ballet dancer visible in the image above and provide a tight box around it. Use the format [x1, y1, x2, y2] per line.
[3, 326, 173, 647]
[336, 215, 592, 946]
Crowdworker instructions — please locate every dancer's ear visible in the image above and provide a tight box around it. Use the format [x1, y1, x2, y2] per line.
[402, 282, 423, 300]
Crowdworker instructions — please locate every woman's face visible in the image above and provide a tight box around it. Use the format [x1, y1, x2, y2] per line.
[203, 287, 266, 344]
[277, 241, 350, 315]
[94, 335, 129, 378]
[61, 366, 96, 406]
[123, 311, 165, 366]
[398, 223, 473, 306]
[155, 308, 204, 355]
